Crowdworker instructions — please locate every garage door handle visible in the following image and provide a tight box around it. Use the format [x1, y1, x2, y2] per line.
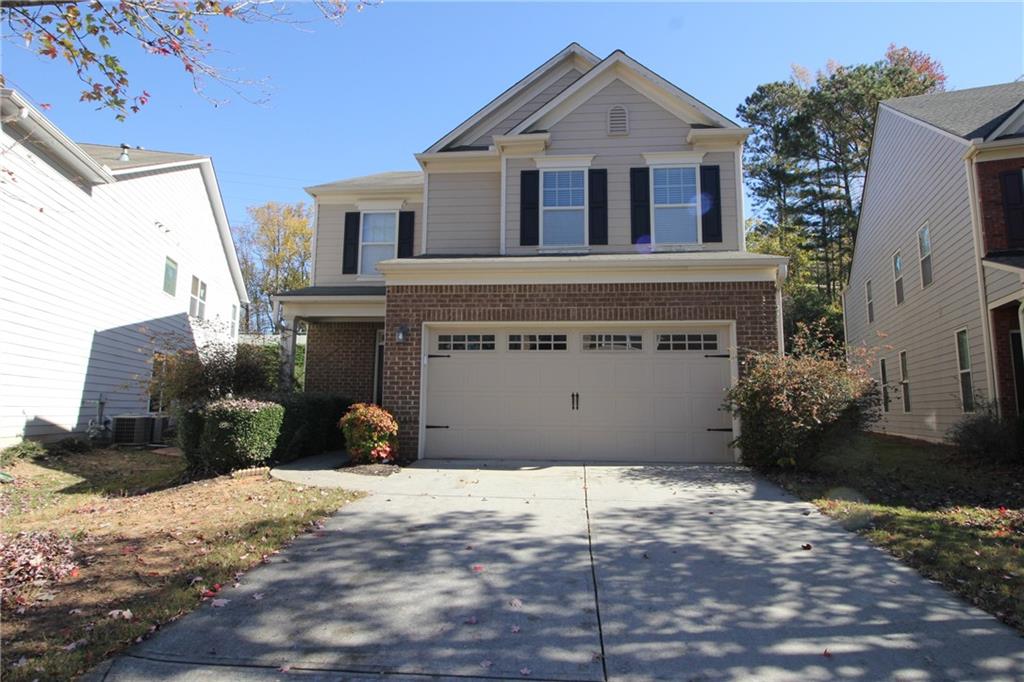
[425, 425, 449, 429]
[707, 428, 733, 432]
[571, 392, 578, 410]
[704, 354, 730, 358]
[428, 354, 450, 359]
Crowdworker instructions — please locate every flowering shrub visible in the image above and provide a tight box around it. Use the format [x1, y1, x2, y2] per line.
[725, 320, 881, 470]
[339, 403, 398, 464]
[192, 398, 284, 475]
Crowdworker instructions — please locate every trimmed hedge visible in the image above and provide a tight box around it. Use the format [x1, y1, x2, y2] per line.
[189, 399, 284, 475]
[272, 393, 351, 464]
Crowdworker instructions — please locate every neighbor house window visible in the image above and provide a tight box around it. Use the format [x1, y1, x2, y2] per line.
[892, 251, 904, 305]
[899, 350, 911, 413]
[360, 212, 398, 276]
[656, 333, 719, 351]
[582, 333, 643, 351]
[652, 167, 699, 244]
[508, 333, 568, 351]
[541, 170, 586, 246]
[163, 257, 177, 296]
[918, 225, 933, 287]
[231, 304, 238, 337]
[189, 276, 207, 319]
[955, 329, 974, 412]
[880, 357, 891, 413]
[148, 353, 166, 413]
[865, 280, 874, 324]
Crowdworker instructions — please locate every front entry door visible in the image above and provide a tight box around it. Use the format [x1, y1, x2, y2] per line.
[1011, 330, 1023, 415]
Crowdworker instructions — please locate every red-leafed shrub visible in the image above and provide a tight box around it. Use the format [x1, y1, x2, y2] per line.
[339, 404, 398, 464]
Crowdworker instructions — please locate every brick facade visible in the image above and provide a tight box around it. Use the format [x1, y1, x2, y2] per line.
[381, 281, 779, 457]
[977, 157, 1024, 253]
[304, 321, 383, 401]
[991, 304, 1022, 416]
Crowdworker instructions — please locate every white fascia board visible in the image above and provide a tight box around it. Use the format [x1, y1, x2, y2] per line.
[986, 101, 1024, 142]
[197, 158, 250, 305]
[688, 128, 752, 146]
[424, 43, 600, 153]
[272, 296, 386, 319]
[314, 189, 424, 204]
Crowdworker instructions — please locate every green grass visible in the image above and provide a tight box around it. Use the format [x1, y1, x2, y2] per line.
[770, 433, 1024, 632]
[1, 449, 360, 681]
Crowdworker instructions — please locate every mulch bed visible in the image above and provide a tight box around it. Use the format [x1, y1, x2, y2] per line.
[339, 463, 401, 477]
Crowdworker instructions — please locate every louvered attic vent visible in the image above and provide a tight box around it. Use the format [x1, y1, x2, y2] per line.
[608, 105, 629, 135]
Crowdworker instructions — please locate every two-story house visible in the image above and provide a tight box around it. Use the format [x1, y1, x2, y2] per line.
[0, 89, 248, 445]
[845, 82, 1024, 441]
[274, 44, 787, 463]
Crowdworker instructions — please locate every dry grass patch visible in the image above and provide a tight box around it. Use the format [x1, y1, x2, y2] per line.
[0, 448, 360, 680]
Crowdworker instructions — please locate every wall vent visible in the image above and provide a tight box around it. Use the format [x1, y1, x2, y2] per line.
[608, 105, 629, 135]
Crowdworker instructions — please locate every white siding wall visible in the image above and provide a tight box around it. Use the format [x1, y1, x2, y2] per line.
[313, 201, 423, 285]
[984, 264, 1023, 305]
[425, 172, 500, 254]
[845, 107, 985, 441]
[505, 79, 741, 254]
[0, 132, 241, 444]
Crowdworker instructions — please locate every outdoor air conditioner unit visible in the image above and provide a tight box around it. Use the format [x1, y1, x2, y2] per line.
[151, 415, 171, 445]
[112, 415, 154, 445]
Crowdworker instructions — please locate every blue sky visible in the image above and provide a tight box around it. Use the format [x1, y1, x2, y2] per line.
[4, 2, 1022, 225]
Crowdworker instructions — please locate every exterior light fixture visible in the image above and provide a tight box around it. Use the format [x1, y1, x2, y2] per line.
[395, 324, 409, 344]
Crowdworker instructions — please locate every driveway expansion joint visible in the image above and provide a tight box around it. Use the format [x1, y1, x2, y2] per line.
[582, 465, 609, 682]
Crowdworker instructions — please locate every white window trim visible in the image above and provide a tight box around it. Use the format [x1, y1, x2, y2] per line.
[189, 275, 207, 320]
[649, 164, 703, 248]
[954, 327, 974, 413]
[539, 168, 589, 249]
[864, 279, 874, 324]
[642, 151, 706, 166]
[357, 210, 399, 279]
[892, 250, 904, 306]
[533, 154, 594, 169]
[899, 349, 910, 413]
[918, 223, 932, 289]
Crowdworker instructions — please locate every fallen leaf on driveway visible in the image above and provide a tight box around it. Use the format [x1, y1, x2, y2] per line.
[211, 599, 229, 608]
[520, 667, 531, 676]
[480, 660, 493, 669]
[509, 598, 523, 608]
[464, 616, 478, 625]
[511, 625, 521, 633]
[471, 564, 485, 573]
[823, 648, 832, 658]
[280, 664, 292, 672]
[252, 592, 265, 600]
[801, 544, 813, 551]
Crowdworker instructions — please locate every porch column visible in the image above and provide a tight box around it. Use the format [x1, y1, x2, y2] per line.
[276, 300, 301, 393]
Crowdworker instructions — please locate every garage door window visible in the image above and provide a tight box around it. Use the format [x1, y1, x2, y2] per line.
[582, 333, 643, 351]
[656, 333, 718, 351]
[438, 334, 495, 351]
[508, 333, 568, 351]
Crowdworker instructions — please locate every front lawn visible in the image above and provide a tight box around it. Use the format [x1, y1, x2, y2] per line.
[0, 448, 359, 680]
[770, 433, 1024, 633]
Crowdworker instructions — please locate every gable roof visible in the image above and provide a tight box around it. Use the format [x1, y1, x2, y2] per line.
[883, 82, 1024, 141]
[305, 170, 423, 196]
[78, 143, 206, 171]
[424, 43, 600, 153]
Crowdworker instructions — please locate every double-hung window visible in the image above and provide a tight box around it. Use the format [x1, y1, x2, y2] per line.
[360, 211, 398, 276]
[541, 170, 586, 247]
[892, 251, 904, 305]
[880, 358, 891, 413]
[652, 166, 699, 244]
[899, 350, 911, 413]
[865, 280, 874, 324]
[955, 329, 974, 412]
[918, 225, 933, 287]
[163, 257, 177, 296]
[189, 276, 207, 320]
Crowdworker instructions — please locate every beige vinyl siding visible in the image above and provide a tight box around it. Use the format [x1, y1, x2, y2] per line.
[469, 69, 583, 147]
[845, 106, 984, 440]
[505, 79, 740, 254]
[425, 172, 500, 254]
[984, 264, 1023, 304]
[313, 201, 423, 284]
[0, 133, 241, 444]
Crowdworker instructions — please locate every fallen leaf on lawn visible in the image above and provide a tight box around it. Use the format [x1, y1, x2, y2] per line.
[63, 638, 87, 651]
[12, 656, 27, 668]
[211, 599, 229, 608]
[108, 609, 133, 620]
[189, 576, 204, 586]
[801, 544, 813, 551]
[69, 608, 83, 615]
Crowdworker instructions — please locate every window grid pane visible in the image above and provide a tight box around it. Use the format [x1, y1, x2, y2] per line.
[653, 167, 697, 206]
[656, 333, 719, 351]
[542, 171, 584, 208]
[582, 334, 643, 351]
[438, 334, 495, 352]
[508, 333, 568, 351]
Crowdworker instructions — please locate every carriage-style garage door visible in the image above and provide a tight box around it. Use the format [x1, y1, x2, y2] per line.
[422, 325, 735, 462]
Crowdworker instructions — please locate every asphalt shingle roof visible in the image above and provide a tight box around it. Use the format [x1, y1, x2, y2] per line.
[78, 143, 206, 170]
[305, 171, 423, 194]
[884, 82, 1024, 140]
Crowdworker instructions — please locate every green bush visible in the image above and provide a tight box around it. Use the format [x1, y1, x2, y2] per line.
[945, 400, 1022, 462]
[0, 440, 46, 466]
[725, 320, 881, 470]
[272, 393, 351, 463]
[190, 398, 284, 475]
[154, 339, 280, 405]
[176, 405, 205, 457]
[339, 403, 398, 464]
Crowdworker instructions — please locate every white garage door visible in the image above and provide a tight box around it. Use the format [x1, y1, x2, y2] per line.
[423, 325, 734, 462]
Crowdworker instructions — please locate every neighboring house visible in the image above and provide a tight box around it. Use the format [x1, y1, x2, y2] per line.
[274, 44, 787, 463]
[0, 89, 248, 445]
[844, 82, 1024, 441]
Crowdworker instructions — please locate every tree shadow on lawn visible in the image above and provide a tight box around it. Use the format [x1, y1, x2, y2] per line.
[100, 483, 1024, 681]
[27, 448, 187, 500]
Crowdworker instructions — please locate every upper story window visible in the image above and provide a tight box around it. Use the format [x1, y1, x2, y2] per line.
[918, 224, 933, 288]
[360, 211, 398, 276]
[189, 276, 207, 320]
[865, 279, 874, 324]
[652, 167, 699, 245]
[541, 170, 586, 247]
[892, 251, 904, 305]
[163, 257, 177, 296]
[955, 328, 974, 412]
[999, 169, 1024, 249]
[607, 105, 629, 135]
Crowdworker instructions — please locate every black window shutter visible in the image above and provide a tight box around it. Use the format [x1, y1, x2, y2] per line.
[520, 170, 539, 246]
[397, 211, 415, 258]
[1000, 170, 1024, 248]
[700, 165, 722, 243]
[588, 169, 608, 245]
[342, 212, 360, 274]
[630, 167, 650, 244]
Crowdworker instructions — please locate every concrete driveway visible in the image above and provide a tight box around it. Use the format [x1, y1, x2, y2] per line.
[92, 458, 1023, 681]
